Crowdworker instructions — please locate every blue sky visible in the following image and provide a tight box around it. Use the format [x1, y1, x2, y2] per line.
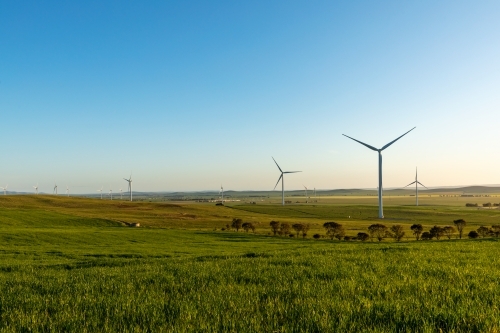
[1, 1, 499, 193]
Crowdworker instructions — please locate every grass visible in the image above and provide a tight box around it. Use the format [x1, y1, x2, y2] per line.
[0, 195, 499, 332]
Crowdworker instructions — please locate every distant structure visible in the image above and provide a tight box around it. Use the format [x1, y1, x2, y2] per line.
[120, 189, 123, 200]
[53, 183, 58, 195]
[66, 185, 69, 197]
[404, 167, 428, 206]
[0, 185, 7, 195]
[33, 183, 39, 195]
[124, 175, 133, 201]
[272, 157, 301, 206]
[219, 185, 224, 203]
[303, 185, 308, 203]
[343, 127, 416, 218]
[97, 187, 103, 199]
[108, 189, 113, 200]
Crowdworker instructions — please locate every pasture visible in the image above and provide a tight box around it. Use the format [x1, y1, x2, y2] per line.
[0, 195, 499, 332]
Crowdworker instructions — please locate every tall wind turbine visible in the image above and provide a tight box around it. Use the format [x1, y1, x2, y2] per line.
[124, 175, 133, 201]
[0, 185, 7, 195]
[404, 167, 428, 206]
[53, 183, 58, 195]
[109, 189, 113, 200]
[303, 185, 308, 203]
[33, 183, 39, 195]
[120, 189, 123, 200]
[66, 185, 69, 197]
[272, 157, 301, 206]
[97, 187, 103, 199]
[219, 185, 224, 203]
[343, 127, 416, 218]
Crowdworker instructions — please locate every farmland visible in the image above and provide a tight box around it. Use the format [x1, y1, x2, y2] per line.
[0, 195, 499, 332]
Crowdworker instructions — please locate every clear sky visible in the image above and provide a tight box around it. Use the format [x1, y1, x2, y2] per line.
[1, 1, 499, 194]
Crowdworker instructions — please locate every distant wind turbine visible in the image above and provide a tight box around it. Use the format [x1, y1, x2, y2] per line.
[343, 127, 416, 218]
[404, 167, 428, 206]
[272, 157, 301, 206]
[97, 187, 103, 199]
[303, 185, 308, 203]
[124, 175, 133, 201]
[219, 185, 224, 203]
[53, 183, 58, 195]
[66, 185, 69, 197]
[109, 189, 113, 200]
[33, 183, 39, 195]
[120, 189, 123, 200]
[0, 185, 7, 195]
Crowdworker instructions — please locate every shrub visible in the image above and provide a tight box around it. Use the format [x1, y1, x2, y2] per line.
[289, 234, 294, 238]
[477, 226, 490, 238]
[421, 232, 432, 240]
[313, 234, 321, 240]
[429, 226, 445, 240]
[483, 203, 492, 208]
[292, 224, 304, 238]
[357, 232, 369, 242]
[270, 221, 280, 236]
[410, 224, 423, 240]
[491, 225, 500, 237]
[344, 236, 353, 241]
[368, 224, 388, 242]
[280, 222, 291, 236]
[466, 203, 478, 207]
[301, 224, 310, 239]
[323, 222, 345, 240]
[453, 219, 467, 239]
[390, 225, 405, 242]
[443, 226, 455, 239]
[468, 231, 479, 239]
[242, 222, 255, 233]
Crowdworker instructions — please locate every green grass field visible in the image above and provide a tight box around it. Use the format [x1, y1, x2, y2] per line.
[0, 195, 499, 332]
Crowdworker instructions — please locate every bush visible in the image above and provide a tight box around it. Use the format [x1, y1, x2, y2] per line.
[429, 226, 445, 240]
[301, 224, 310, 238]
[323, 222, 345, 240]
[477, 226, 489, 238]
[270, 221, 280, 236]
[453, 219, 467, 239]
[242, 222, 255, 233]
[421, 232, 432, 240]
[483, 203, 492, 208]
[292, 224, 304, 238]
[231, 218, 243, 232]
[356, 232, 369, 242]
[410, 224, 423, 240]
[492, 225, 500, 237]
[368, 224, 388, 242]
[313, 234, 321, 240]
[344, 236, 353, 241]
[390, 225, 405, 242]
[443, 226, 455, 239]
[280, 223, 291, 236]
[466, 203, 478, 207]
[468, 231, 479, 239]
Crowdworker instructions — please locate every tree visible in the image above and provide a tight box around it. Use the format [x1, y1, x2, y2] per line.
[242, 222, 255, 233]
[270, 221, 280, 236]
[453, 219, 467, 239]
[280, 222, 291, 236]
[323, 222, 344, 240]
[491, 225, 500, 237]
[421, 231, 432, 240]
[357, 232, 369, 242]
[313, 234, 321, 240]
[429, 226, 445, 240]
[368, 224, 388, 242]
[390, 225, 405, 242]
[477, 226, 489, 238]
[410, 224, 424, 240]
[301, 224, 310, 238]
[231, 218, 243, 232]
[443, 226, 455, 239]
[468, 230, 479, 239]
[292, 224, 303, 238]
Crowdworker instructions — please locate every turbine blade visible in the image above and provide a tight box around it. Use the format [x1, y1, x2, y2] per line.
[417, 181, 429, 189]
[284, 171, 301, 174]
[403, 181, 416, 188]
[342, 134, 378, 151]
[273, 174, 283, 190]
[380, 127, 416, 151]
[272, 157, 283, 173]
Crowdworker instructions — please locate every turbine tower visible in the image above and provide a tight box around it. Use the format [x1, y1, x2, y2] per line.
[272, 157, 301, 206]
[66, 185, 69, 197]
[0, 185, 7, 195]
[124, 176, 133, 201]
[53, 183, 58, 195]
[33, 183, 39, 195]
[219, 185, 224, 203]
[109, 189, 113, 200]
[120, 189, 123, 200]
[404, 167, 428, 206]
[303, 185, 308, 203]
[97, 187, 103, 199]
[343, 127, 416, 218]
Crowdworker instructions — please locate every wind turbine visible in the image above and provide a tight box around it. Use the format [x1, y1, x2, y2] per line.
[303, 185, 308, 203]
[272, 157, 301, 206]
[343, 127, 416, 218]
[120, 189, 123, 200]
[97, 187, 103, 199]
[0, 185, 7, 195]
[219, 185, 224, 203]
[33, 183, 38, 195]
[124, 175, 133, 201]
[403, 167, 428, 206]
[53, 183, 58, 195]
[66, 185, 69, 197]
[314, 187, 317, 202]
[109, 189, 113, 200]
